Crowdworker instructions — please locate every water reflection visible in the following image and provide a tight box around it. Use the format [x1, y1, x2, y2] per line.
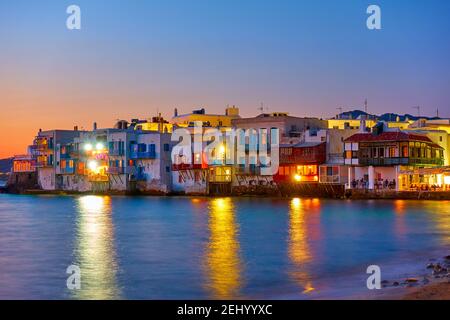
[288, 198, 315, 294]
[423, 201, 450, 245]
[393, 200, 408, 239]
[72, 196, 120, 299]
[204, 198, 242, 299]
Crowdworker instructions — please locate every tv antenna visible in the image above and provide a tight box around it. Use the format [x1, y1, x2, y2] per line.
[258, 102, 268, 113]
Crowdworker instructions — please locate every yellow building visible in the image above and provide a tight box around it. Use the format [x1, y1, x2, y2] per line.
[133, 116, 173, 133]
[327, 118, 377, 130]
[171, 106, 240, 128]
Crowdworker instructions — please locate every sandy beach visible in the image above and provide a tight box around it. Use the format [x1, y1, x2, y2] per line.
[401, 281, 450, 300]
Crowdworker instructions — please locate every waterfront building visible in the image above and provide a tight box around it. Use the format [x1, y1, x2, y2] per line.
[130, 131, 173, 194]
[312, 129, 359, 185]
[31, 129, 83, 190]
[171, 124, 229, 195]
[55, 121, 174, 193]
[344, 124, 445, 191]
[12, 154, 35, 173]
[229, 112, 327, 192]
[406, 119, 450, 166]
[233, 112, 327, 145]
[274, 141, 326, 184]
[171, 106, 240, 128]
[8, 154, 38, 193]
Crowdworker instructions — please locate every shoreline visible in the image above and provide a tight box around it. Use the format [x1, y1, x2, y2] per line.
[2, 188, 450, 201]
[372, 255, 450, 300]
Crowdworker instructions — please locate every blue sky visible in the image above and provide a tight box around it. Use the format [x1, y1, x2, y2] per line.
[1, 0, 450, 155]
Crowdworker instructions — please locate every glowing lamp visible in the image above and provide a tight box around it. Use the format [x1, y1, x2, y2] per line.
[88, 160, 98, 171]
[96, 143, 104, 151]
[84, 143, 93, 151]
[444, 175, 450, 185]
[294, 174, 302, 182]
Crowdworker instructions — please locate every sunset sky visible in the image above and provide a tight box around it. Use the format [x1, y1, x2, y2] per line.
[1, 0, 450, 158]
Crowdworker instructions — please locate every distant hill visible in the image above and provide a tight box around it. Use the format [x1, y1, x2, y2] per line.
[0, 158, 13, 174]
[337, 110, 442, 122]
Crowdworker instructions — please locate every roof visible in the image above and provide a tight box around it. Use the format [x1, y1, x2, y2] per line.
[280, 141, 325, 148]
[344, 132, 443, 149]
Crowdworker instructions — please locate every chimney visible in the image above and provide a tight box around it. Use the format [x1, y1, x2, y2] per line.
[74, 126, 78, 131]
[93, 122, 97, 131]
[174, 108, 178, 117]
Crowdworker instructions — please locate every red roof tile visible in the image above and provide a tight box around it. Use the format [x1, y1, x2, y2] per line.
[344, 131, 439, 146]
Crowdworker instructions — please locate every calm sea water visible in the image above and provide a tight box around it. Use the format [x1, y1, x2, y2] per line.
[0, 194, 449, 300]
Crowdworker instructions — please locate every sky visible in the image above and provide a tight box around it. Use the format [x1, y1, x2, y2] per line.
[1, 0, 450, 158]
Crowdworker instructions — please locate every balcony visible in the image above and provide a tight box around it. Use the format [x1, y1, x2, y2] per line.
[235, 165, 261, 175]
[130, 150, 156, 160]
[60, 167, 75, 174]
[35, 159, 53, 168]
[172, 163, 204, 171]
[108, 167, 125, 174]
[359, 157, 444, 166]
[109, 149, 124, 156]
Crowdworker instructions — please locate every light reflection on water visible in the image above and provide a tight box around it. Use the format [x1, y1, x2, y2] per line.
[204, 198, 242, 299]
[72, 196, 120, 300]
[0, 195, 449, 299]
[288, 198, 315, 294]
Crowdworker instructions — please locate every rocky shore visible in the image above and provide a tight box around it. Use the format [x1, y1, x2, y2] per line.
[377, 255, 450, 300]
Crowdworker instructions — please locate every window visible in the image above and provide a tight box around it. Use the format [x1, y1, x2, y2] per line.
[372, 148, 377, 158]
[164, 144, 170, 152]
[440, 136, 443, 142]
[166, 166, 170, 173]
[138, 143, 146, 152]
[378, 147, 384, 158]
[402, 145, 408, 157]
[285, 166, 290, 175]
[389, 147, 396, 158]
[345, 150, 353, 159]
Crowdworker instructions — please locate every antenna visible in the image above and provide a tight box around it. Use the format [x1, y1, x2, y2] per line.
[412, 106, 421, 118]
[364, 99, 368, 114]
[258, 102, 268, 113]
[436, 108, 439, 118]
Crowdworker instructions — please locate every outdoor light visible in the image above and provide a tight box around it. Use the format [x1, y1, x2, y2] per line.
[444, 176, 450, 185]
[294, 174, 302, 182]
[96, 142, 104, 150]
[88, 160, 98, 171]
[84, 143, 93, 151]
